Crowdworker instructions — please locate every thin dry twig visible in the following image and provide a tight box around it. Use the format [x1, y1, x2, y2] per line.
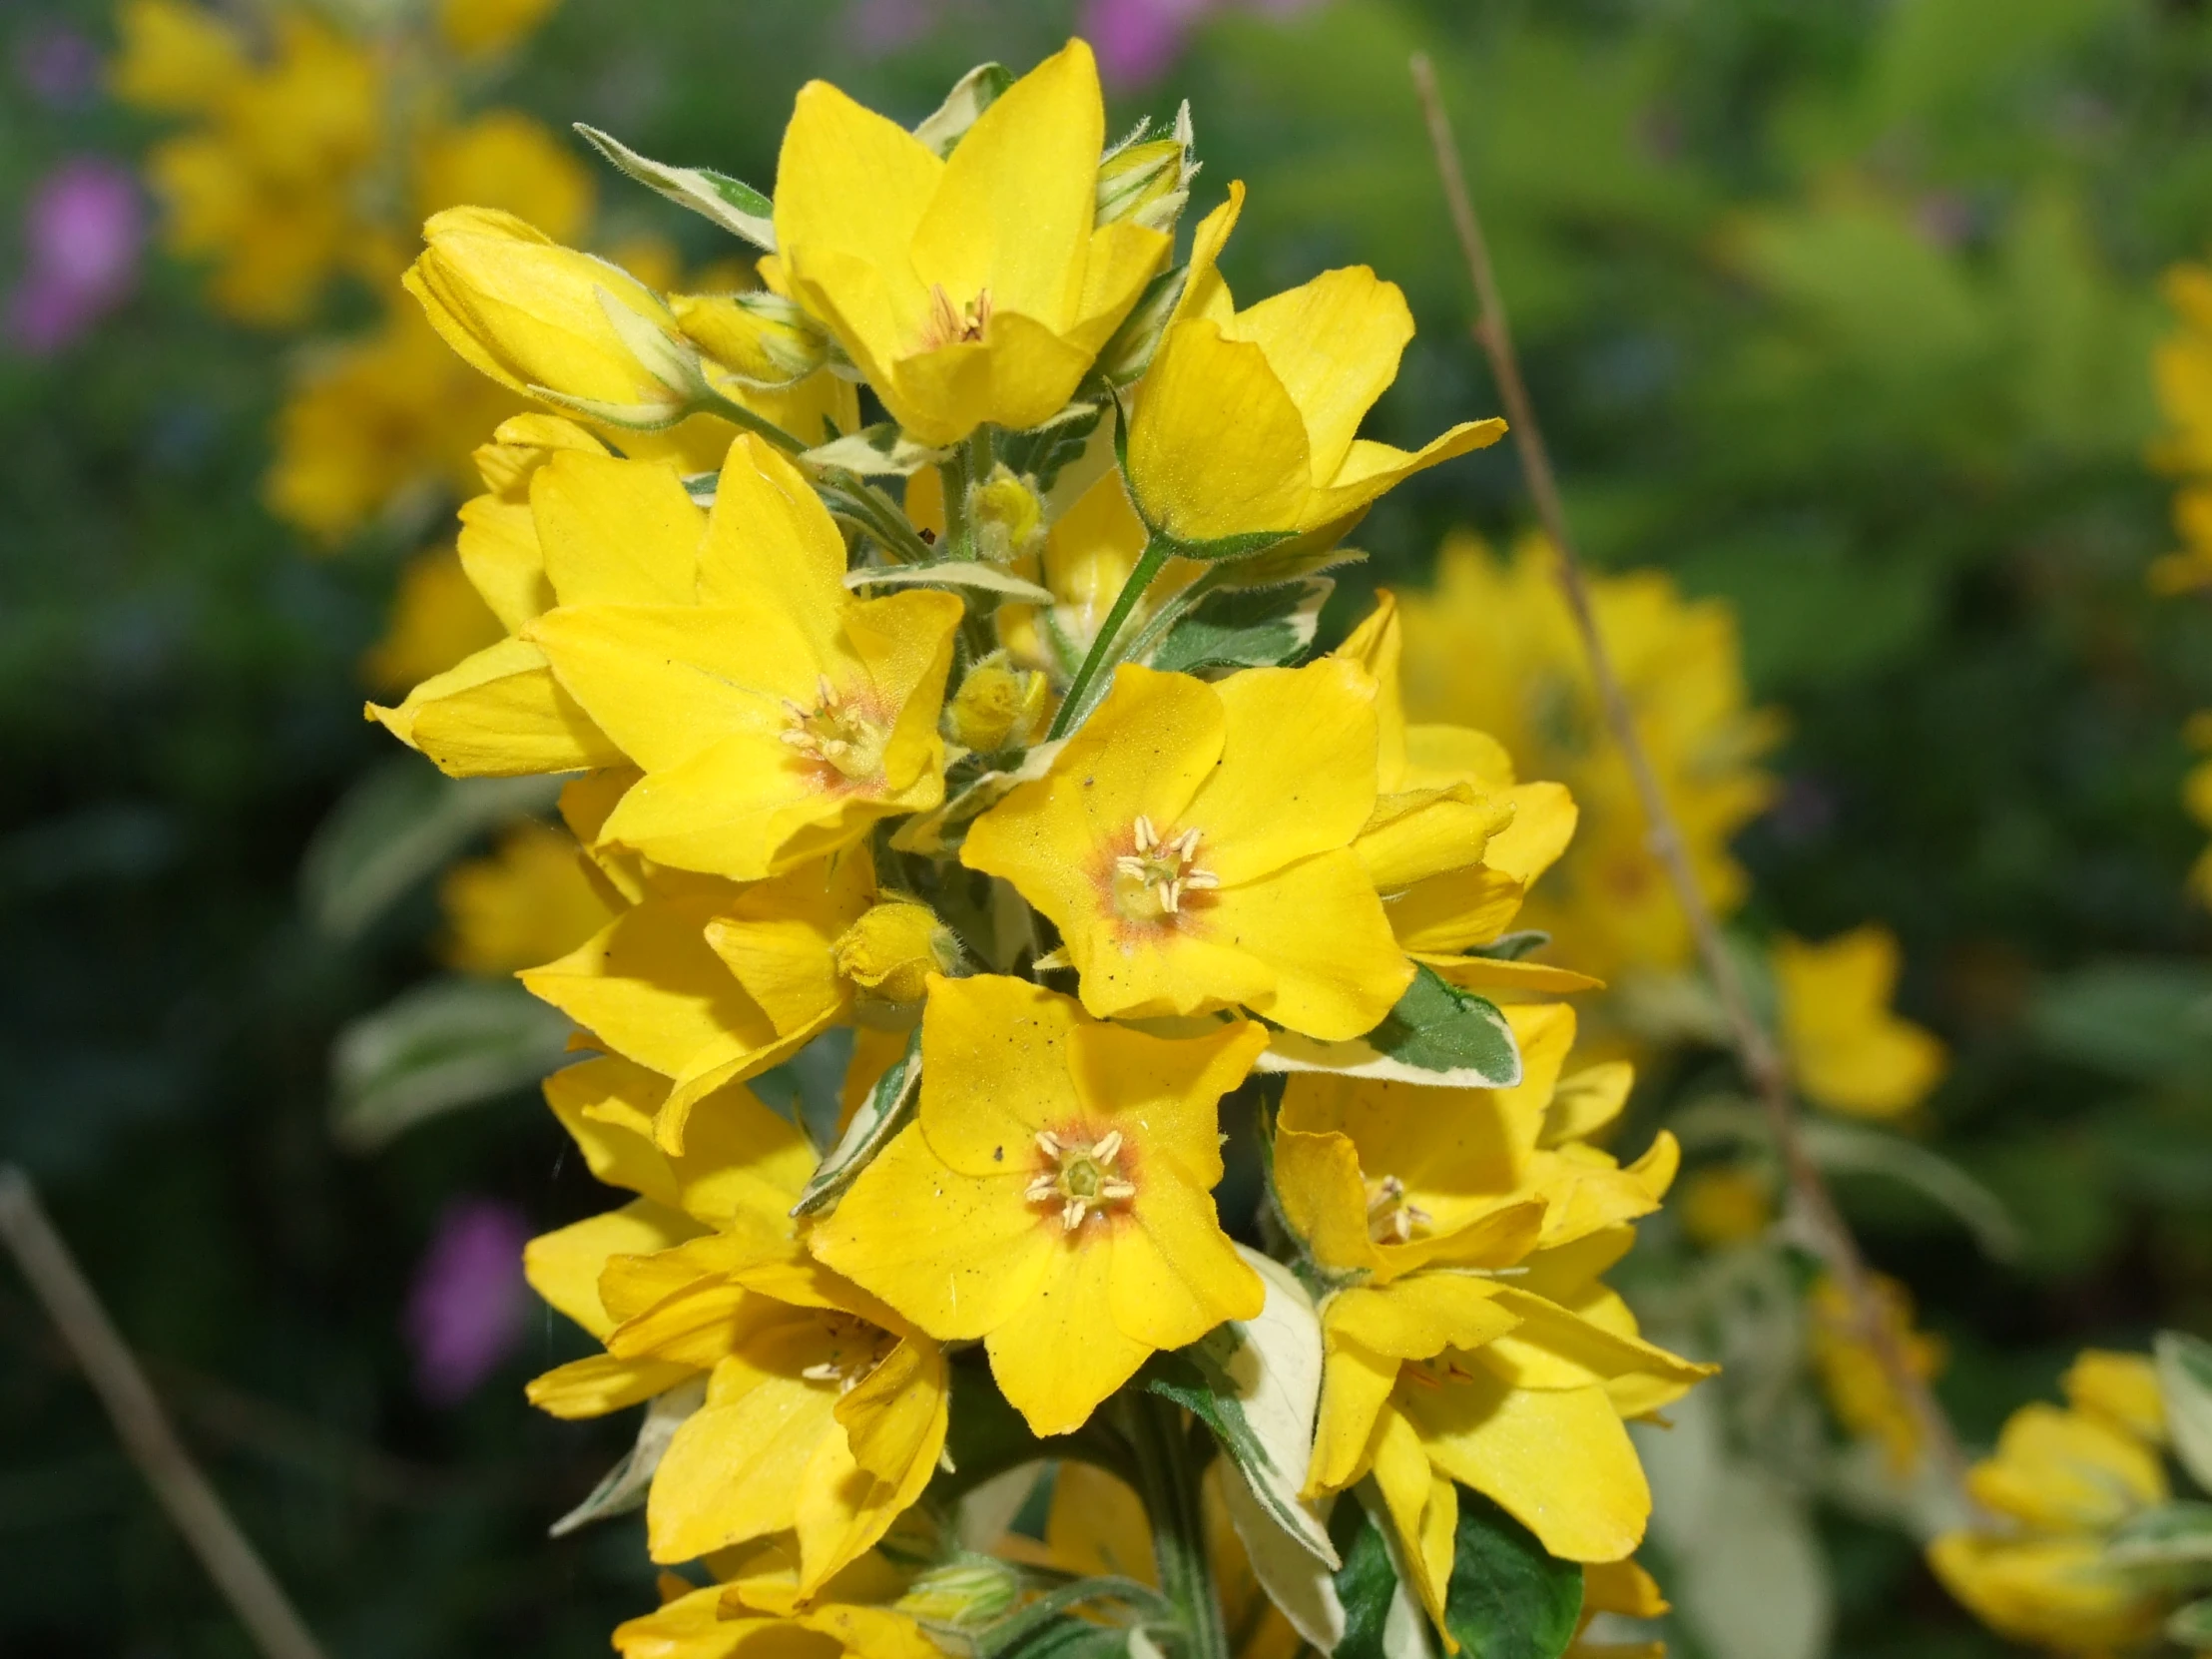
[0, 1165, 331, 1659]
[1407, 52, 1974, 1499]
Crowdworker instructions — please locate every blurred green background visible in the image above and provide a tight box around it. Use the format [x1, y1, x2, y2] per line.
[7, 0, 2212, 1652]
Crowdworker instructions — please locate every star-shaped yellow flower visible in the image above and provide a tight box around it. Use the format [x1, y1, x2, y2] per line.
[1123, 183, 1504, 545]
[524, 433, 963, 879]
[811, 973, 1267, 1435]
[962, 661, 1411, 1041]
[773, 40, 1168, 445]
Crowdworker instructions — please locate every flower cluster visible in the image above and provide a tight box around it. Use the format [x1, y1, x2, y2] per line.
[1931, 1345, 2212, 1654]
[368, 42, 1709, 1654]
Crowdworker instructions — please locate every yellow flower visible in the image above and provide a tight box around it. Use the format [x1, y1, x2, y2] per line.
[1275, 1006, 1703, 1623]
[1394, 533, 1779, 988]
[1674, 1164, 1772, 1249]
[773, 41, 1169, 444]
[406, 207, 705, 424]
[523, 435, 963, 879]
[2061, 1350, 2167, 1446]
[811, 974, 1268, 1435]
[520, 784, 877, 1152]
[1807, 1274, 1944, 1474]
[963, 661, 1411, 1041]
[359, 544, 506, 695]
[269, 306, 519, 542]
[414, 111, 595, 245]
[526, 1053, 947, 1590]
[1122, 183, 1504, 545]
[615, 1542, 956, 1659]
[132, 8, 382, 324]
[1930, 1376, 2174, 1653]
[1775, 926, 1946, 1118]
[438, 819, 618, 975]
[436, 0, 559, 56]
[831, 900, 959, 1006]
[1335, 592, 1594, 999]
[941, 652, 1048, 753]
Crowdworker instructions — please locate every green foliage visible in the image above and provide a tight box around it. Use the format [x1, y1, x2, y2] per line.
[1442, 1492, 1584, 1659]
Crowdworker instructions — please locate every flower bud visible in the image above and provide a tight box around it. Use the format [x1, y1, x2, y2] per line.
[669, 289, 830, 389]
[1096, 102, 1195, 234]
[944, 651, 1048, 753]
[404, 207, 704, 426]
[968, 463, 1045, 566]
[833, 899, 959, 1005]
[899, 1558, 1023, 1627]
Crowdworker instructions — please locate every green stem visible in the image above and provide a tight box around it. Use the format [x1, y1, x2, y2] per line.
[1122, 1392, 1227, 1659]
[699, 387, 805, 453]
[1046, 536, 1172, 740]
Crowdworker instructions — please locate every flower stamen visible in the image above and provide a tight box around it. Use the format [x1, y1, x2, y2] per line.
[1112, 816, 1220, 921]
[1366, 1174, 1432, 1244]
[781, 675, 889, 782]
[923, 282, 993, 348]
[1026, 1127, 1138, 1232]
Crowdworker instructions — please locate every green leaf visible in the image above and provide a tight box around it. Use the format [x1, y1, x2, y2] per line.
[2106, 1500, 2212, 1565]
[998, 400, 1107, 496]
[2158, 1332, 2212, 1495]
[330, 977, 575, 1149]
[1442, 1489, 1583, 1659]
[573, 125, 777, 251]
[548, 1377, 704, 1537]
[2169, 1597, 2212, 1645]
[299, 758, 559, 940]
[792, 1027, 921, 1217]
[844, 560, 1054, 604]
[1468, 930, 1550, 961]
[1330, 1503, 1408, 1659]
[913, 63, 1015, 157]
[1147, 579, 1332, 674]
[1256, 966, 1521, 1090]
[804, 422, 952, 477]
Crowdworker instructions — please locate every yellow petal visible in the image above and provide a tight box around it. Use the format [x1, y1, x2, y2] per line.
[809, 1123, 1056, 1341]
[1221, 266, 1412, 482]
[698, 434, 847, 632]
[526, 1353, 696, 1420]
[1402, 1372, 1650, 1563]
[1273, 1128, 1386, 1277]
[1168, 181, 1243, 331]
[1371, 1407, 1457, 1632]
[649, 1363, 835, 1562]
[524, 1197, 702, 1338]
[909, 974, 1085, 1174]
[2061, 1350, 2166, 1445]
[530, 450, 703, 606]
[1481, 782, 1578, 885]
[1127, 317, 1312, 542]
[1306, 421, 1509, 526]
[985, 1234, 1156, 1436]
[369, 634, 624, 777]
[455, 494, 553, 631]
[1307, 1338, 1399, 1494]
[1201, 852, 1411, 1040]
[1198, 660, 1379, 885]
[544, 1054, 682, 1208]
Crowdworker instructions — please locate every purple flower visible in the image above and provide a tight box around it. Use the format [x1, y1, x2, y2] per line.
[14, 25, 102, 110]
[1081, 0, 1325, 90]
[403, 1198, 533, 1406]
[7, 159, 145, 356]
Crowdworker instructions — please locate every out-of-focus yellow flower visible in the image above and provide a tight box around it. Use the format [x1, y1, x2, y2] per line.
[1775, 926, 1947, 1118]
[962, 660, 1411, 1041]
[124, 7, 382, 325]
[773, 41, 1168, 444]
[414, 111, 593, 245]
[359, 543, 506, 694]
[1930, 1370, 2174, 1654]
[2061, 1350, 2167, 1447]
[813, 974, 1268, 1436]
[439, 820, 617, 976]
[1123, 184, 1503, 545]
[271, 309, 518, 542]
[1278, 1004, 1704, 1623]
[1566, 1558, 1669, 1659]
[437, 0, 559, 57]
[1675, 1164, 1772, 1249]
[1808, 1274, 1944, 1474]
[1395, 533, 1780, 988]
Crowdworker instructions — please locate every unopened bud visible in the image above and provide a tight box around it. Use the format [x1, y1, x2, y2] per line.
[669, 290, 830, 389]
[834, 899, 958, 1005]
[405, 207, 705, 427]
[899, 1557, 1023, 1627]
[1097, 102, 1195, 234]
[968, 463, 1045, 566]
[944, 651, 1048, 753]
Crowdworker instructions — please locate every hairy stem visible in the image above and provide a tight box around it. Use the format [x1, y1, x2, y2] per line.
[1408, 52, 1975, 1504]
[1047, 537, 1172, 739]
[1122, 1392, 1227, 1659]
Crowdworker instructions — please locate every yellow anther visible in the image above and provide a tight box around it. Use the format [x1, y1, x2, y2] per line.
[1112, 818, 1219, 921]
[781, 676, 888, 782]
[1027, 1127, 1138, 1232]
